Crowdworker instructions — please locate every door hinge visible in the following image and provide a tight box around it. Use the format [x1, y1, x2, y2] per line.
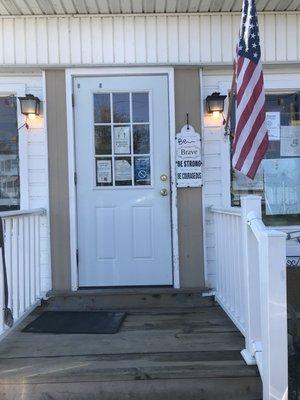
[74, 172, 77, 186]
[76, 249, 79, 266]
[72, 93, 75, 107]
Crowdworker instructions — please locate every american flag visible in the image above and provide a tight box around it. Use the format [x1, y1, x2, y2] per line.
[232, 0, 269, 179]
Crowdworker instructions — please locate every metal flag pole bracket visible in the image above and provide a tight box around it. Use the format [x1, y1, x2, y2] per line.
[0, 217, 14, 328]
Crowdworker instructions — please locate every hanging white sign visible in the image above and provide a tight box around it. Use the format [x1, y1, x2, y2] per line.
[175, 125, 202, 188]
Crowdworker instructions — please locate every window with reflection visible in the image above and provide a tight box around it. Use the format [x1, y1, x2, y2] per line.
[0, 96, 19, 211]
[93, 92, 151, 187]
[231, 92, 300, 225]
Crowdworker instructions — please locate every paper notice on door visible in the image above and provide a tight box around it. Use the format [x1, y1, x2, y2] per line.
[115, 159, 132, 181]
[280, 126, 300, 157]
[114, 126, 130, 154]
[97, 159, 112, 183]
[266, 112, 280, 141]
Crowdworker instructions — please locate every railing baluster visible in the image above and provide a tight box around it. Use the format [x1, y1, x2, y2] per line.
[24, 216, 30, 309]
[18, 216, 25, 315]
[0, 231, 4, 335]
[215, 213, 220, 297]
[11, 217, 19, 320]
[29, 216, 35, 303]
[35, 215, 41, 297]
[235, 215, 242, 324]
[4, 219, 12, 312]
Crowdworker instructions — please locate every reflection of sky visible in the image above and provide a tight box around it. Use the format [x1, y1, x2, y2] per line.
[263, 158, 300, 184]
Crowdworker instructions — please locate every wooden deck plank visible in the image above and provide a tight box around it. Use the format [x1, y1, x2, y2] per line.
[0, 302, 261, 399]
[0, 378, 262, 400]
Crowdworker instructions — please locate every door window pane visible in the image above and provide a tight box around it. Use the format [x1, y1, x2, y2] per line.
[115, 157, 132, 186]
[0, 96, 19, 211]
[95, 157, 113, 186]
[113, 93, 130, 123]
[231, 92, 300, 225]
[133, 125, 150, 154]
[93, 91, 151, 187]
[132, 93, 149, 122]
[94, 94, 111, 123]
[134, 156, 151, 186]
[114, 126, 131, 154]
[95, 126, 111, 155]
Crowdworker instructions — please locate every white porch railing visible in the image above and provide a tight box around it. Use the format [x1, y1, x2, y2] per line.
[0, 208, 46, 337]
[211, 195, 288, 400]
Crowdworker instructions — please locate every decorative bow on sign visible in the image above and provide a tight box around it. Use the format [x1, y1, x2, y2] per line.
[0, 217, 14, 328]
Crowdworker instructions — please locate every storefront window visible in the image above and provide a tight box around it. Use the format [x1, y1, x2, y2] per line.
[231, 92, 300, 226]
[0, 96, 20, 211]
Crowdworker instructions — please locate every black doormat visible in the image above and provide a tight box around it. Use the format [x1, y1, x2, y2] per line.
[22, 311, 126, 334]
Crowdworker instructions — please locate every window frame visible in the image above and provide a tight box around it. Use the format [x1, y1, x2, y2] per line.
[218, 72, 300, 230]
[0, 83, 29, 210]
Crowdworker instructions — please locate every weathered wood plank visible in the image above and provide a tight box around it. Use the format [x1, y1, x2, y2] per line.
[0, 377, 262, 400]
[0, 358, 258, 384]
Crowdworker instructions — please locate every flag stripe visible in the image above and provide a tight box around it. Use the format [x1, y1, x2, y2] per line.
[232, 88, 265, 165]
[232, 0, 269, 180]
[233, 71, 264, 151]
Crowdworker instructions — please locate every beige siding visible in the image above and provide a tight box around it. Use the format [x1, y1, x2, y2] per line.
[175, 68, 205, 288]
[0, 13, 299, 66]
[46, 70, 71, 291]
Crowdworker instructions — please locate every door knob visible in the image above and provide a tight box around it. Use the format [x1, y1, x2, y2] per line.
[160, 189, 168, 196]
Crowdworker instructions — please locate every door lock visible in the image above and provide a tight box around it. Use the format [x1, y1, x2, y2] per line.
[160, 189, 168, 196]
[160, 174, 168, 182]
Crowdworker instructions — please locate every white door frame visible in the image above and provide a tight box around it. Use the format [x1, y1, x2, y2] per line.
[65, 67, 179, 291]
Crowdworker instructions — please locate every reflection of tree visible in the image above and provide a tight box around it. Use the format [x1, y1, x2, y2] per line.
[264, 161, 300, 215]
[99, 106, 110, 122]
[0, 138, 18, 154]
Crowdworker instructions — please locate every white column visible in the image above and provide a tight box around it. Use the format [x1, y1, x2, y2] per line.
[260, 229, 288, 400]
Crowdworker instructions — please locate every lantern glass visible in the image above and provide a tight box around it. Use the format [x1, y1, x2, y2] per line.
[206, 92, 227, 114]
[18, 94, 40, 116]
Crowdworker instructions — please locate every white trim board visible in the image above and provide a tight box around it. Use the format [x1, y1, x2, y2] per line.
[65, 67, 179, 290]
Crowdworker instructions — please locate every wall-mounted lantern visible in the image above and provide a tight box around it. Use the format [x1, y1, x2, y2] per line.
[18, 94, 40, 120]
[206, 92, 227, 120]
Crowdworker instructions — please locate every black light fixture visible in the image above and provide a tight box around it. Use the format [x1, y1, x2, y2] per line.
[18, 94, 40, 120]
[206, 92, 227, 121]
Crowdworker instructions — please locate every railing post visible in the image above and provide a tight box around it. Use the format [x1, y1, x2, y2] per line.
[260, 230, 288, 400]
[240, 195, 262, 365]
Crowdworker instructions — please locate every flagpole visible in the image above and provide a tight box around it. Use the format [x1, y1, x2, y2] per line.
[224, 68, 236, 137]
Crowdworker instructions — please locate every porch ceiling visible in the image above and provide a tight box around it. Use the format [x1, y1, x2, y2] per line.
[0, 0, 299, 16]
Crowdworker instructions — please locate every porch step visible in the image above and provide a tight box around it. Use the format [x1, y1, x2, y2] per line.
[44, 287, 213, 311]
[0, 372, 261, 400]
[0, 306, 261, 400]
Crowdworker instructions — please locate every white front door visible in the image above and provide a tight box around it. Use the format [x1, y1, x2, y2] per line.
[74, 75, 173, 287]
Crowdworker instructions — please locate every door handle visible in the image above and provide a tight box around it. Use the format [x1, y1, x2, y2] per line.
[160, 189, 168, 196]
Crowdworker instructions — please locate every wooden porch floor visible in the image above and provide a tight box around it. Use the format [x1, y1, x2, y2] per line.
[0, 291, 261, 400]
